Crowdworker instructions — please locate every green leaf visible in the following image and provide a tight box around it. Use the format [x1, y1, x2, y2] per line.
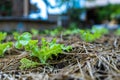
[38, 44, 63, 63]
[14, 32, 32, 41]
[0, 42, 13, 57]
[20, 58, 39, 70]
[15, 41, 23, 49]
[14, 32, 32, 49]
[44, 27, 62, 36]
[13, 32, 20, 40]
[41, 38, 48, 48]
[31, 38, 72, 64]
[115, 28, 120, 36]
[63, 28, 80, 35]
[25, 40, 38, 51]
[79, 28, 108, 42]
[18, 32, 32, 41]
[31, 28, 39, 36]
[62, 45, 72, 52]
[0, 32, 7, 43]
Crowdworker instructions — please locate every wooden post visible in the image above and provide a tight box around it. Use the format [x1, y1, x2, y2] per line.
[12, 0, 23, 17]
[24, 0, 29, 17]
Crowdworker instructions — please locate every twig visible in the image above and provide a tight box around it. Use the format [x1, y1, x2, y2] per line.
[77, 59, 85, 80]
[86, 61, 95, 80]
[113, 38, 118, 48]
[99, 56, 120, 73]
[83, 44, 88, 54]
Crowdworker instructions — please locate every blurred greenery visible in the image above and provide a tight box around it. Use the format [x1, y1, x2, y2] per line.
[57, 0, 120, 24]
[96, 4, 120, 22]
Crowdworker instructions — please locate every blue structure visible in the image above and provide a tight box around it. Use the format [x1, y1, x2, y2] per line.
[29, 0, 86, 19]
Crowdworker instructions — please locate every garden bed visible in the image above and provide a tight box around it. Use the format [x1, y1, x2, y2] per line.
[0, 27, 120, 80]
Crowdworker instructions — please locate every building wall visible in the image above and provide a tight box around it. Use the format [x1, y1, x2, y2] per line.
[0, 0, 30, 17]
[11, 0, 24, 17]
[0, 0, 12, 16]
[0, 18, 57, 31]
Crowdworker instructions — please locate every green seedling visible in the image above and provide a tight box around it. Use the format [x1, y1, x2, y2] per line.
[25, 40, 38, 51]
[24, 38, 72, 64]
[92, 27, 109, 39]
[31, 28, 39, 36]
[80, 27, 109, 42]
[0, 32, 7, 43]
[13, 32, 20, 40]
[0, 32, 13, 57]
[20, 58, 39, 70]
[92, 26, 108, 35]
[14, 32, 32, 49]
[20, 38, 72, 69]
[31, 38, 72, 64]
[63, 28, 80, 35]
[0, 42, 13, 57]
[115, 28, 120, 36]
[45, 29, 59, 36]
[44, 27, 62, 36]
[80, 30, 96, 42]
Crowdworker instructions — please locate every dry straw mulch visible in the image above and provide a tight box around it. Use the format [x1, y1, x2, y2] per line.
[0, 35, 120, 80]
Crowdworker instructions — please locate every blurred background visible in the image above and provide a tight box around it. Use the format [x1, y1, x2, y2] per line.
[0, 0, 120, 31]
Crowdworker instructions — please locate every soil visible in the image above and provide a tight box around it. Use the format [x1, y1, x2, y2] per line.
[0, 34, 120, 80]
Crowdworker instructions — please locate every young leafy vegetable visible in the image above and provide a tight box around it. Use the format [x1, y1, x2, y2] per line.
[25, 40, 38, 51]
[115, 28, 120, 36]
[31, 28, 39, 36]
[63, 23, 80, 35]
[44, 27, 62, 36]
[30, 38, 72, 64]
[80, 30, 96, 42]
[13, 32, 20, 40]
[0, 42, 13, 57]
[20, 38, 72, 69]
[22, 37, 71, 63]
[80, 27, 109, 42]
[63, 28, 80, 35]
[14, 32, 32, 49]
[0, 32, 13, 57]
[20, 58, 39, 70]
[92, 26, 108, 35]
[14, 32, 72, 69]
[0, 32, 7, 43]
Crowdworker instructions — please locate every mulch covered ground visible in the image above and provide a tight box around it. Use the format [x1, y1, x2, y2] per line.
[0, 34, 120, 80]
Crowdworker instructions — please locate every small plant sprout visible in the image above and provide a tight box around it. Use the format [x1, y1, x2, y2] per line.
[63, 28, 80, 35]
[92, 26, 109, 35]
[13, 31, 20, 40]
[115, 28, 120, 36]
[80, 30, 96, 42]
[31, 38, 72, 64]
[24, 40, 38, 51]
[80, 26, 109, 42]
[0, 32, 7, 43]
[20, 37, 72, 67]
[20, 58, 39, 70]
[0, 32, 13, 57]
[0, 42, 13, 57]
[14, 32, 32, 49]
[31, 28, 39, 36]
[44, 27, 62, 36]
[19, 38, 72, 69]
